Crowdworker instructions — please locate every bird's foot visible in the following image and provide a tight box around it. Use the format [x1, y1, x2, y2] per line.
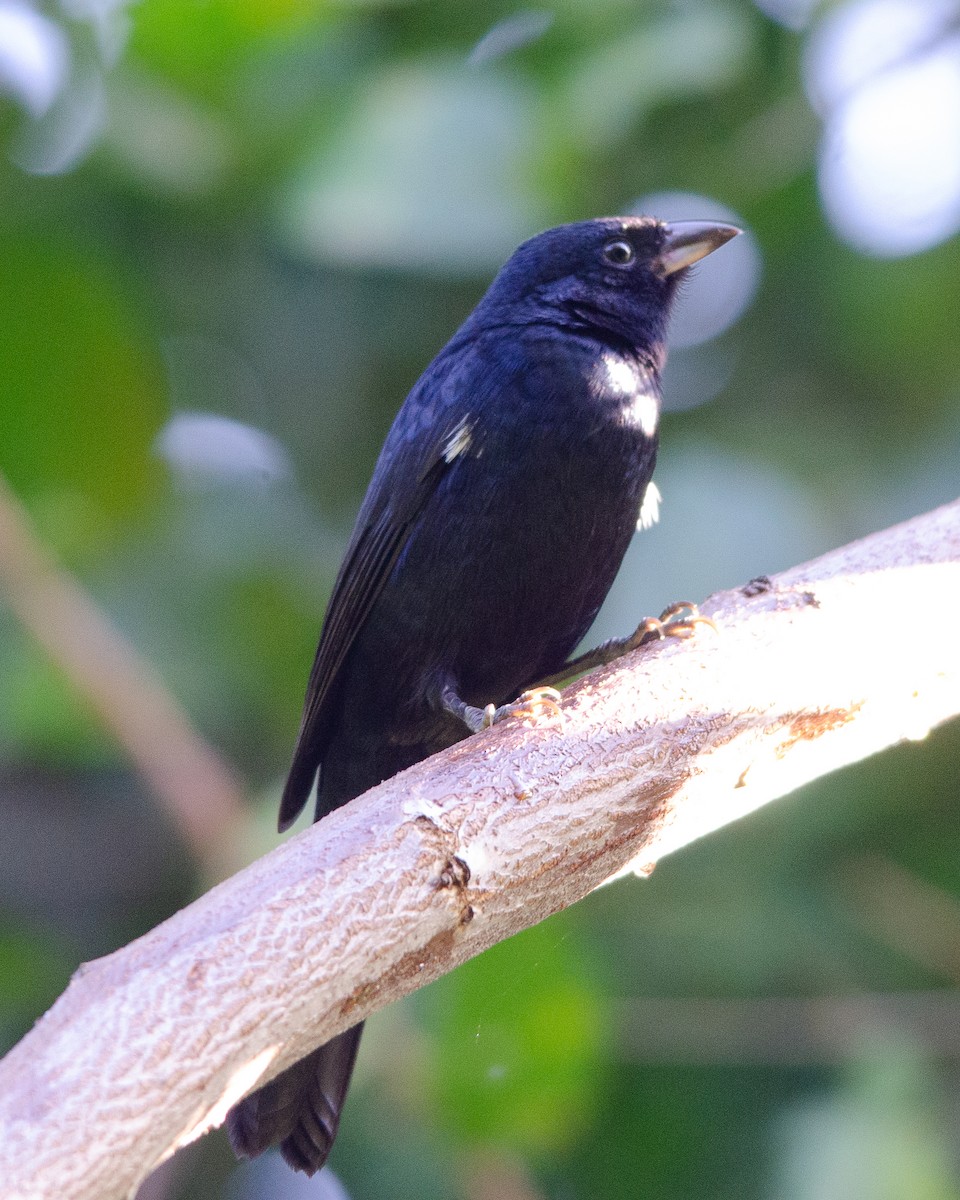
[442, 684, 562, 734]
[480, 686, 563, 728]
[627, 601, 715, 649]
[535, 601, 716, 689]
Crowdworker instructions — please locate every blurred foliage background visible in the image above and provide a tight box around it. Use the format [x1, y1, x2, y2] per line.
[2, 0, 960, 1197]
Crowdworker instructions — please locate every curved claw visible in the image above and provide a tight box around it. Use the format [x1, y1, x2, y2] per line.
[631, 601, 716, 647]
[660, 601, 716, 638]
[482, 686, 563, 728]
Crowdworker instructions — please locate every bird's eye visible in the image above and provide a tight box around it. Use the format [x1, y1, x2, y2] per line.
[602, 239, 635, 267]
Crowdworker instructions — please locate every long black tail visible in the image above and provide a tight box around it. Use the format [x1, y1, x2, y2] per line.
[226, 1022, 364, 1176]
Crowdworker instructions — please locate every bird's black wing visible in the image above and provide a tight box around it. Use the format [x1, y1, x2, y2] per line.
[278, 366, 475, 831]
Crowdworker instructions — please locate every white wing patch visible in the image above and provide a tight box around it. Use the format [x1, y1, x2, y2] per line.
[442, 417, 473, 463]
[637, 480, 661, 531]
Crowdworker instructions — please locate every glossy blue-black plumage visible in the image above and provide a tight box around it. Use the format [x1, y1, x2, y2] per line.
[313, 327, 659, 811]
[226, 215, 737, 1176]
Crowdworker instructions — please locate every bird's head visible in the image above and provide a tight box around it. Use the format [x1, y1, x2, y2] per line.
[475, 216, 740, 363]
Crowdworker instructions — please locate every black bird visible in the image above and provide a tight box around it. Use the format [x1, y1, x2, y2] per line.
[226, 215, 739, 1175]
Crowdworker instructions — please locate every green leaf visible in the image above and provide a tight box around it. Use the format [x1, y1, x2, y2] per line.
[0, 236, 165, 541]
[423, 912, 608, 1155]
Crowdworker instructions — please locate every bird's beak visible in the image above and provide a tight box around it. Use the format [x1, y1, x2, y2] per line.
[657, 220, 741, 276]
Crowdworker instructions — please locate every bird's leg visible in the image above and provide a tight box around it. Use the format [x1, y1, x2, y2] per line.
[535, 601, 715, 690]
[441, 684, 563, 734]
[440, 604, 710, 734]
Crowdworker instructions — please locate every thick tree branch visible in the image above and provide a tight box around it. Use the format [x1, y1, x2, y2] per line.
[1, 500, 959, 1200]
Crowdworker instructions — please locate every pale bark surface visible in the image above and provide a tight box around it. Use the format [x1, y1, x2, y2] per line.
[1, 499, 958, 1200]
